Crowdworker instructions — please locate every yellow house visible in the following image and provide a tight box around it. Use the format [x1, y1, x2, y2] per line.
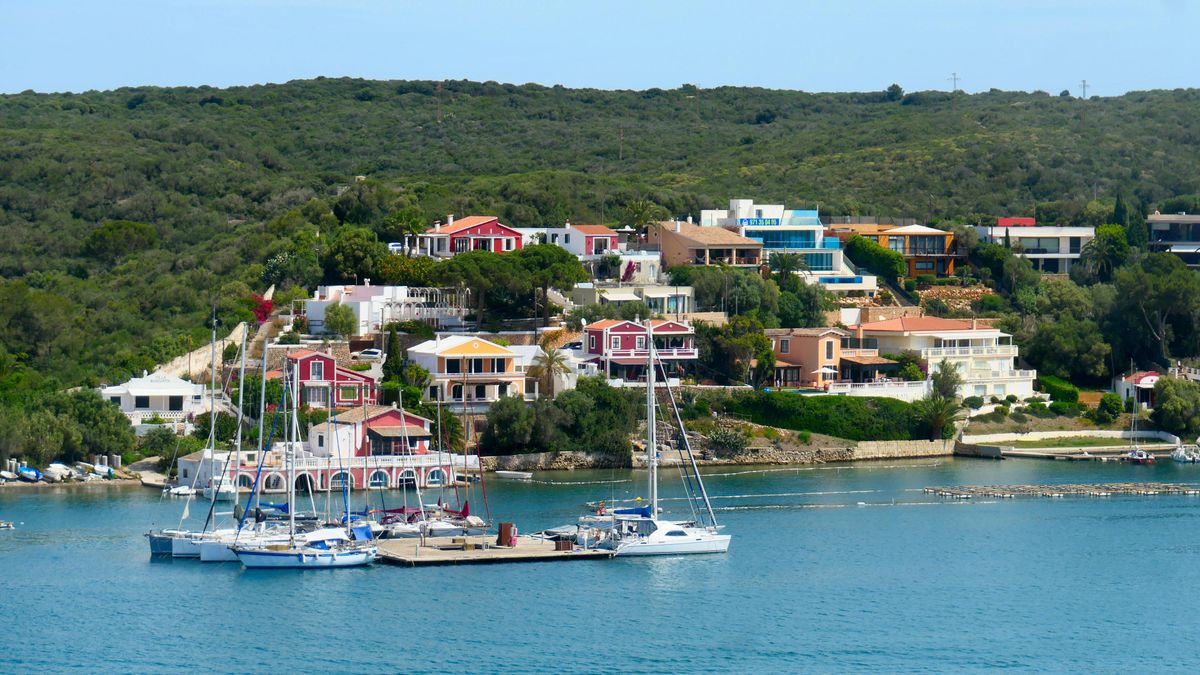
[406, 335, 527, 413]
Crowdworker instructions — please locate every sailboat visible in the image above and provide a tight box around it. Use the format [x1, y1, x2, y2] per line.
[605, 320, 730, 556]
[1123, 375, 1156, 465]
[232, 358, 376, 568]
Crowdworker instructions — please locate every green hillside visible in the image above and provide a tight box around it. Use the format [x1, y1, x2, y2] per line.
[3, 78, 1200, 391]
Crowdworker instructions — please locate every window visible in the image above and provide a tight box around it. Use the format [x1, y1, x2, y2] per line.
[339, 386, 356, 401]
[589, 335, 597, 350]
[134, 396, 149, 409]
[636, 335, 646, 349]
[825, 340, 833, 360]
[109, 396, 121, 405]
[446, 359, 461, 374]
[551, 233, 559, 243]
[888, 237, 905, 253]
[475, 384, 486, 399]
[310, 361, 324, 380]
[563, 234, 571, 244]
[780, 339, 790, 354]
[167, 395, 183, 411]
[915, 261, 934, 271]
[429, 385, 439, 400]
[470, 358, 485, 373]
[909, 235, 944, 255]
[611, 336, 620, 350]
[666, 530, 689, 537]
[451, 384, 463, 400]
[317, 434, 324, 448]
[505, 238, 514, 251]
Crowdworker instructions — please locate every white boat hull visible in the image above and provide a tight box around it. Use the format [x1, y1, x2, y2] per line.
[615, 534, 732, 556]
[203, 485, 238, 501]
[234, 546, 377, 569]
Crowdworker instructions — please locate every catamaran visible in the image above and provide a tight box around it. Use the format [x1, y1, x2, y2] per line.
[601, 320, 730, 556]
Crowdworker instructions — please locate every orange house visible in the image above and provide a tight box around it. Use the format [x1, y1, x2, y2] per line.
[829, 223, 956, 277]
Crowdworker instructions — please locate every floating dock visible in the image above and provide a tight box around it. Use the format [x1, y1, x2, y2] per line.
[376, 535, 613, 567]
[925, 482, 1200, 499]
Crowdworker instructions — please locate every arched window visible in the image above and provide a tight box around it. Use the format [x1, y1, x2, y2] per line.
[397, 469, 416, 487]
[451, 384, 463, 400]
[368, 470, 389, 489]
[294, 474, 314, 493]
[237, 474, 254, 489]
[330, 471, 353, 490]
[265, 474, 284, 491]
[426, 468, 446, 487]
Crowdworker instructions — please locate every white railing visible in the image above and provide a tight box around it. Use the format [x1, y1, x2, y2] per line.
[606, 348, 698, 359]
[921, 345, 1019, 359]
[840, 349, 880, 358]
[434, 371, 519, 379]
[288, 454, 479, 470]
[965, 369, 1036, 381]
[124, 410, 191, 423]
[827, 380, 931, 401]
[607, 377, 682, 389]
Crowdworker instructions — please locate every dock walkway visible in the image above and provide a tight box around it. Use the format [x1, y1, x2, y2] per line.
[376, 535, 613, 567]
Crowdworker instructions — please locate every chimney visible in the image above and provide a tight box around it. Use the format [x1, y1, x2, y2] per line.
[686, 215, 693, 224]
[434, 220, 441, 232]
[447, 214, 455, 226]
[565, 221, 571, 229]
[856, 325, 863, 341]
[364, 278, 371, 287]
[971, 318, 978, 330]
[675, 221, 682, 233]
[143, 369, 148, 378]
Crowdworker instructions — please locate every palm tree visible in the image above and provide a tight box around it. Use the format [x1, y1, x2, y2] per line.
[769, 252, 808, 291]
[527, 334, 571, 397]
[622, 199, 669, 233]
[914, 394, 965, 440]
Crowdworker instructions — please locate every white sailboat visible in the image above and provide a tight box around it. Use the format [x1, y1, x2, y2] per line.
[232, 358, 376, 569]
[606, 320, 730, 557]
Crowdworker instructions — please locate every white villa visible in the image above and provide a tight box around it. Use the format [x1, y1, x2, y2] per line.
[975, 218, 1095, 274]
[304, 283, 469, 336]
[100, 370, 207, 432]
[828, 316, 1036, 400]
[701, 198, 877, 295]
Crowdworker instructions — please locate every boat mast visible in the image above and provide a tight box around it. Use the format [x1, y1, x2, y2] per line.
[232, 328, 248, 500]
[399, 389, 426, 523]
[254, 339, 269, 510]
[202, 309, 218, 533]
[646, 319, 657, 516]
[288, 359, 298, 543]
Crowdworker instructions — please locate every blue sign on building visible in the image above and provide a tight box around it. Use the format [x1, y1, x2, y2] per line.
[738, 218, 781, 227]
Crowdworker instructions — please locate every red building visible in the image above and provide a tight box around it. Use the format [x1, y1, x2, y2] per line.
[583, 319, 697, 385]
[280, 349, 378, 408]
[996, 217, 1037, 227]
[417, 215, 524, 258]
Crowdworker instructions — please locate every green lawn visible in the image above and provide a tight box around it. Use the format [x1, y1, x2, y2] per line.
[1006, 436, 1153, 449]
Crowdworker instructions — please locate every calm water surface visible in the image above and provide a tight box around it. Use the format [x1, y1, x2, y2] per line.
[4, 458, 1200, 673]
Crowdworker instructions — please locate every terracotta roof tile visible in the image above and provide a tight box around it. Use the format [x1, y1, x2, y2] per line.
[424, 215, 501, 235]
[852, 317, 982, 332]
[657, 221, 762, 246]
[571, 224, 617, 235]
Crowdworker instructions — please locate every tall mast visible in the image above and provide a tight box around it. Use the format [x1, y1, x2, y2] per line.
[399, 389, 426, 522]
[254, 339, 269, 509]
[232, 328, 248, 500]
[646, 319, 657, 516]
[288, 360, 298, 542]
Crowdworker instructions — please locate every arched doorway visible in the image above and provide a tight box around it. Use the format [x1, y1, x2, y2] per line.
[295, 473, 315, 494]
[265, 473, 284, 492]
[396, 469, 416, 488]
[330, 471, 353, 490]
[426, 468, 446, 487]
[237, 474, 254, 490]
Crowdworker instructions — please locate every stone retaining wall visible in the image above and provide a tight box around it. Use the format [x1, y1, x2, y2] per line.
[853, 439, 955, 460]
[962, 430, 1181, 445]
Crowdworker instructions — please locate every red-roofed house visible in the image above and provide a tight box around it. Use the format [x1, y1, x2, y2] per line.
[1114, 371, 1160, 408]
[281, 348, 378, 408]
[417, 215, 524, 258]
[827, 316, 1035, 400]
[583, 319, 697, 386]
[539, 223, 620, 258]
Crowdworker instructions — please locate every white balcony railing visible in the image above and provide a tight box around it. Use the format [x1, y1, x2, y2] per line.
[605, 347, 698, 359]
[964, 369, 1037, 381]
[435, 371, 520, 379]
[840, 349, 880, 358]
[286, 454, 479, 471]
[827, 380, 931, 401]
[921, 345, 1019, 359]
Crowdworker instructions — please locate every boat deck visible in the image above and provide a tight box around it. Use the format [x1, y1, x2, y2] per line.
[376, 535, 613, 567]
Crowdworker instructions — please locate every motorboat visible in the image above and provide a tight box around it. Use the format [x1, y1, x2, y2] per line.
[202, 479, 238, 501]
[0, 521, 14, 530]
[494, 470, 533, 481]
[0, 471, 17, 482]
[16, 466, 43, 482]
[165, 485, 197, 497]
[1171, 445, 1200, 463]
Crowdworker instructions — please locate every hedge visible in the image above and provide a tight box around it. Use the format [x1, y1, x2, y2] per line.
[727, 391, 919, 441]
[845, 235, 907, 280]
[1038, 375, 1080, 403]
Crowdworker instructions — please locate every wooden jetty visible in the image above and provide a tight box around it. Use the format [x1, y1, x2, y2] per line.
[924, 482, 1200, 499]
[376, 535, 613, 567]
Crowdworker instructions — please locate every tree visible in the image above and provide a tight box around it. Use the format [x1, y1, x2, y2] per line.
[1080, 224, 1130, 283]
[323, 303, 357, 337]
[770, 252, 807, 292]
[436, 250, 529, 326]
[778, 283, 831, 329]
[527, 335, 571, 397]
[1093, 392, 1124, 425]
[622, 199, 669, 231]
[376, 254, 436, 286]
[85, 220, 158, 262]
[1112, 195, 1129, 229]
[885, 84, 904, 101]
[321, 225, 387, 283]
[378, 205, 427, 252]
[913, 394, 964, 440]
[1151, 377, 1200, 437]
[1113, 253, 1200, 364]
[1025, 315, 1111, 382]
[513, 244, 590, 326]
[382, 328, 404, 381]
[192, 411, 239, 443]
[930, 360, 963, 400]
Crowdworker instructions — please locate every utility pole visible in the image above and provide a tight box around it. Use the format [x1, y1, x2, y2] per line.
[618, 126, 624, 162]
[948, 72, 960, 93]
[1080, 79, 1088, 99]
[1079, 80, 1089, 129]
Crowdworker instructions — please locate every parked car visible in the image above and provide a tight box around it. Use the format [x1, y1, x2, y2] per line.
[387, 242, 405, 254]
[352, 348, 385, 361]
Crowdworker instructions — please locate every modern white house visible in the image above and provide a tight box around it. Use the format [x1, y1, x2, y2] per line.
[100, 371, 208, 432]
[1147, 211, 1200, 268]
[828, 316, 1036, 400]
[571, 282, 695, 317]
[304, 283, 470, 336]
[519, 224, 662, 283]
[701, 198, 877, 295]
[975, 217, 1095, 274]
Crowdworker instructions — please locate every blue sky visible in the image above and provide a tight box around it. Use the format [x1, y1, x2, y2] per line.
[0, 0, 1194, 95]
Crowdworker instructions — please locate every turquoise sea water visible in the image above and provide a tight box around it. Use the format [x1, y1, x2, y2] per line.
[4, 458, 1200, 673]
